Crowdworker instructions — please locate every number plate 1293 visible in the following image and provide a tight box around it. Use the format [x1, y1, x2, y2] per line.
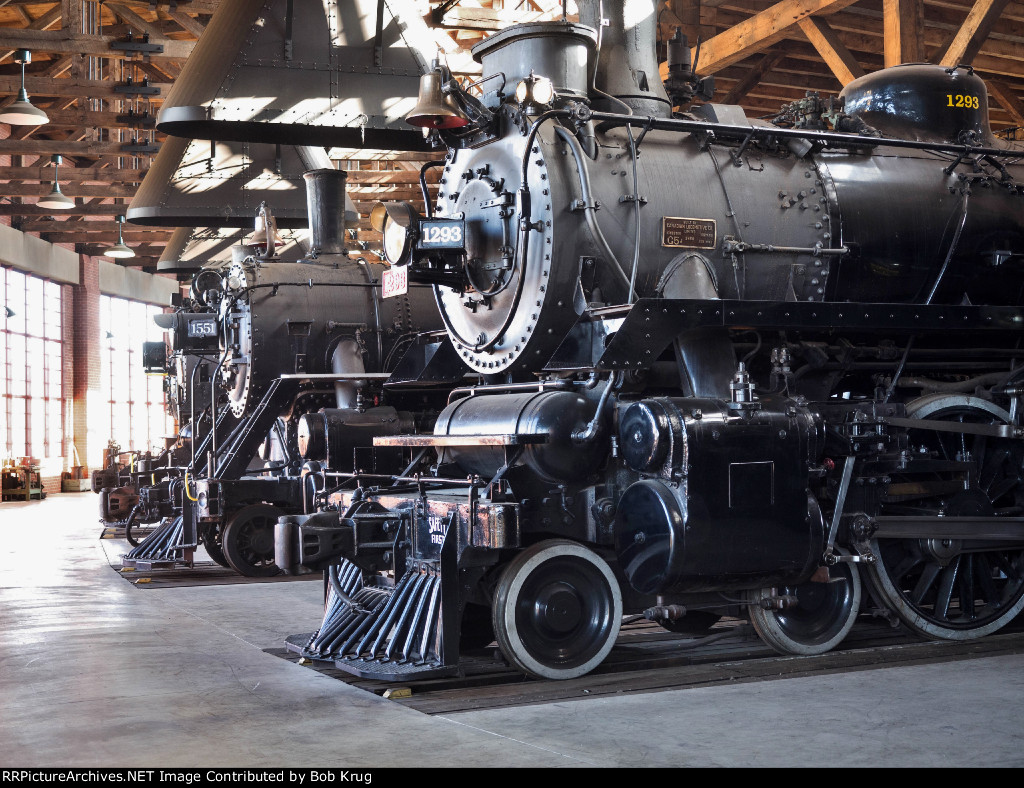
[382, 265, 408, 298]
[417, 220, 465, 249]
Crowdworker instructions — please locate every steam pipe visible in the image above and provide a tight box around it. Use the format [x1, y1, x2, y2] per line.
[552, 126, 631, 289]
[577, 108, 1023, 158]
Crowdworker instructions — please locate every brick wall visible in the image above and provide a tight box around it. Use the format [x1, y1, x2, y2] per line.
[71, 255, 102, 478]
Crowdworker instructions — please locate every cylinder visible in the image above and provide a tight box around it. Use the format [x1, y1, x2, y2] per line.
[297, 406, 415, 472]
[435, 390, 604, 482]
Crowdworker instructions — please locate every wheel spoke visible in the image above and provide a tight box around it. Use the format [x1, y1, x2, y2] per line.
[991, 551, 1022, 583]
[933, 559, 960, 621]
[910, 562, 941, 605]
[889, 551, 924, 585]
[975, 553, 1000, 609]
[957, 555, 975, 619]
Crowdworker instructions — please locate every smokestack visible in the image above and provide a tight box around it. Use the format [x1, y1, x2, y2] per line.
[303, 169, 349, 257]
[578, 0, 672, 118]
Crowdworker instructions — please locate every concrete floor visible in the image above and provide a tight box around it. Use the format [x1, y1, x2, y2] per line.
[2, 493, 1024, 768]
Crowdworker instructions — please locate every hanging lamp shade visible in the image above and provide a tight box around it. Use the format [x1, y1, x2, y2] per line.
[36, 183, 75, 210]
[0, 51, 48, 126]
[105, 216, 135, 259]
[155, 0, 432, 151]
[36, 154, 74, 210]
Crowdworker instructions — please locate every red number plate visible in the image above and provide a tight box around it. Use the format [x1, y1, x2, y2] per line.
[382, 266, 408, 298]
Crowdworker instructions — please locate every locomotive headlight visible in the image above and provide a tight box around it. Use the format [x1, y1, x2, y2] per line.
[370, 201, 421, 266]
[515, 75, 554, 107]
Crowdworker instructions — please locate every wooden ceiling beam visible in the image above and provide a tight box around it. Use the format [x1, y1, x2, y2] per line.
[61, 0, 82, 34]
[0, 139, 163, 156]
[0, 74, 173, 97]
[0, 29, 195, 61]
[165, 9, 208, 38]
[27, 221, 176, 234]
[1, 182, 139, 197]
[664, 0, 862, 76]
[797, 16, 866, 84]
[6, 107, 158, 128]
[0, 166, 148, 181]
[883, 0, 925, 66]
[0, 6, 63, 63]
[707, 4, 1024, 65]
[940, 0, 1012, 66]
[106, 3, 175, 41]
[0, 203, 131, 216]
[721, 50, 787, 103]
[986, 79, 1024, 124]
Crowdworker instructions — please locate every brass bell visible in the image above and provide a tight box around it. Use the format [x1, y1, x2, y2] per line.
[246, 203, 283, 253]
[406, 71, 469, 129]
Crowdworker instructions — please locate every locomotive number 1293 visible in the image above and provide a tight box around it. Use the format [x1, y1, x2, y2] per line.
[417, 219, 466, 250]
[947, 94, 980, 109]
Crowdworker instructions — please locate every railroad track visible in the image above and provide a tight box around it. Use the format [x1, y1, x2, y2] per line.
[266, 617, 1024, 714]
[110, 561, 322, 588]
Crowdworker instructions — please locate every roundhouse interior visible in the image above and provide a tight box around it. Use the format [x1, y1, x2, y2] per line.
[2, 0, 1024, 770]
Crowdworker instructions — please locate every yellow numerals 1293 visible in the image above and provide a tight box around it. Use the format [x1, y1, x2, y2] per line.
[947, 94, 980, 109]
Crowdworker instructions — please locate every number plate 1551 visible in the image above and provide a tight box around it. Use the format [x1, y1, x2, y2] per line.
[382, 265, 408, 298]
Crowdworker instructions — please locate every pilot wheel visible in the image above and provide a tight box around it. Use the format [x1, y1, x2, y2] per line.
[492, 540, 622, 680]
[221, 504, 284, 578]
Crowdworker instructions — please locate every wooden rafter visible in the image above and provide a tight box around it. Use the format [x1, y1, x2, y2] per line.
[721, 50, 786, 103]
[987, 79, 1024, 124]
[661, 0, 862, 77]
[798, 16, 865, 84]
[939, 0, 1011, 67]
[884, 0, 925, 67]
[0, 28, 196, 60]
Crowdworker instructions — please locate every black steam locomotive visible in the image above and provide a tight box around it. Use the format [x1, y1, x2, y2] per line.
[277, 0, 1024, 680]
[91, 315, 219, 547]
[163, 168, 446, 576]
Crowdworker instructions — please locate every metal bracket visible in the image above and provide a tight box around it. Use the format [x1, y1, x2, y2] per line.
[114, 78, 161, 97]
[110, 34, 164, 58]
[284, 0, 294, 62]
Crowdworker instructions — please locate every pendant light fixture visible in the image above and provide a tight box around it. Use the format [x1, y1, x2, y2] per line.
[0, 50, 49, 126]
[36, 154, 75, 210]
[105, 215, 135, 259]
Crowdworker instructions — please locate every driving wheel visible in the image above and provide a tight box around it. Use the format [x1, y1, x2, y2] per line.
[865, 395, 1024, 639]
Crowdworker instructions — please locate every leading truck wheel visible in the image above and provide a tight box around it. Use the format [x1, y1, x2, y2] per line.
[866, 396, 1024, 640]
[492, 540, 622, 680]
[746, 548, 862, 656]
[221, 504, 283, 577]
[202, 525, 231, 569]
